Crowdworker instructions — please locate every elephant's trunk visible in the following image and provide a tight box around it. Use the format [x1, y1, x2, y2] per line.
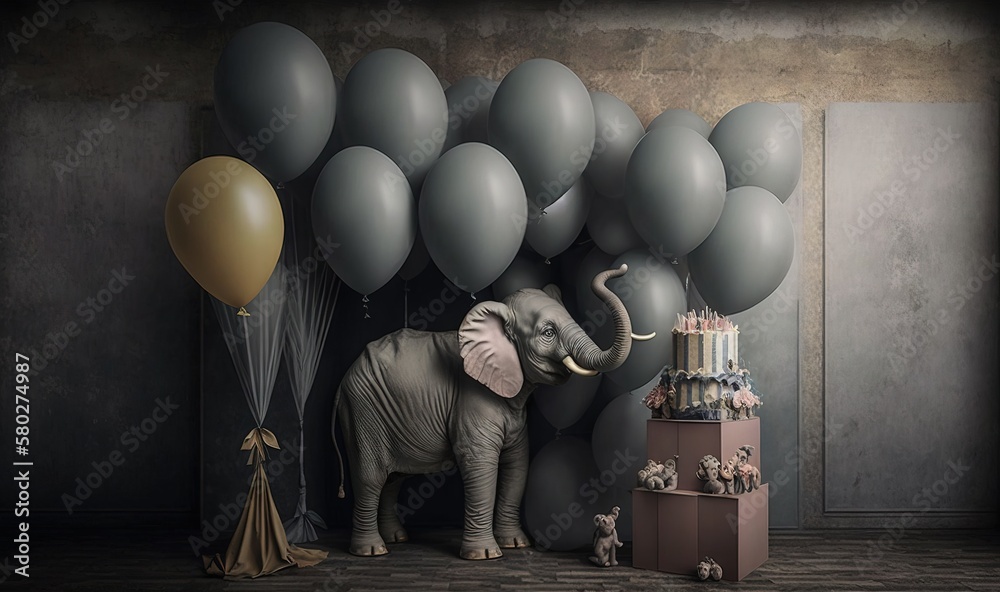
[562, 264, 633, 374]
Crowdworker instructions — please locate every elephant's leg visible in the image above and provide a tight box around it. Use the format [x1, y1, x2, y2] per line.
[494, 430, 530, 549]
[377, 474, 408, 543]
[344, 405, 389, 557]
[455, 448, 503, 560]
[349, 465, 388, 556]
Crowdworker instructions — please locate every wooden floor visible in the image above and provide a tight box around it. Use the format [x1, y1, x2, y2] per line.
[11, 519, 1000, 591]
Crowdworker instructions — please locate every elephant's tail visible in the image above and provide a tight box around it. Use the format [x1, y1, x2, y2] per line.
[332, 385, 346, 499]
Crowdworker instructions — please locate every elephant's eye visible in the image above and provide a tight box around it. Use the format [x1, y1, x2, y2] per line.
[541, 327, 555, 339]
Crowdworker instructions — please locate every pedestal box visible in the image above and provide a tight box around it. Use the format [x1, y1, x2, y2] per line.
[697, 483, 769, 581]
[633, 417, 768, 581]
[632, 485, 769, 581]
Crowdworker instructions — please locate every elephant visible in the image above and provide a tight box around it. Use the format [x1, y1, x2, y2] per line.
[331, 265, 651, 560]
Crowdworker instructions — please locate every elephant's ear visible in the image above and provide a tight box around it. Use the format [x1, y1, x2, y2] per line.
[459, 301, 523, 398]
[542, 283, 563, 303]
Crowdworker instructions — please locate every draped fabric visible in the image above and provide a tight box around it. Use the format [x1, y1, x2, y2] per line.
[281, 191, 340, 543]
[204, 263, 328, 577]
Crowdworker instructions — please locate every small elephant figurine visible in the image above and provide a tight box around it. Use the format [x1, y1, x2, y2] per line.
[735, 445, 761, 493]
[637, 460, 665, 490]
[661, 455, 679, 491]
[637, 456, 680, 491]
[696, 455, 726, 494]
[719, 455, 737, 495]
[697, 556, 723, 581]
[591, 506, 623, 567]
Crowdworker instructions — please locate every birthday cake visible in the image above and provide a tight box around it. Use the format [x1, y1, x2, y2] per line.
[643, 310, 761, 420]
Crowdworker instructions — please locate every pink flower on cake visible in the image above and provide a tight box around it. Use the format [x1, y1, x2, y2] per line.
[643, 384, 667, 410]
[732, 388, 760, 410]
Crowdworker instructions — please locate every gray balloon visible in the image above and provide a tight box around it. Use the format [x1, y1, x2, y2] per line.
[214, 22, 335, 183]
[688, 186, 794, 314]
[584, 92, 644, 199]
[524, 436, 611, 551]
[312, 147, 416, 295]
[709, 102, 802, 203]
[443, 76, 499, 153]
[491, 255, 553, 301]
[587, 193, 645, 256]
[419, 143, 527, 294]
[686, 273, 709, 312]
[592, 393, 648, 479]
[625, 126, 726, 257]
[489, 59, 595, 213]
[534, 373, 602, 430]
[646, 108, 712, 139]
[340, 48, 448, 190]
[526, 176, 593, 259]
[397, 227, 430, 281]
[605, 249, 687, 391]
[573, 246, 617, 350]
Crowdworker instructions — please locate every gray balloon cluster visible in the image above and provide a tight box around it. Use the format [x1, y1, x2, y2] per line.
[526, 176, 593, 259]
[604, 249, 688, 390]
[709, 102, 802, 203]
[688, 186, 795, 314]
[584, 91, 645, 199]
[214, 22, 336, 183]
[646, 108, 712, 139]
[625, 126, 727, 258]
[340, 48, 449, 190]
[489, 59, 595, 214]
[312, 146, 416, 295]
[442, 76, 499, 153]
[419, 142, 527, 294]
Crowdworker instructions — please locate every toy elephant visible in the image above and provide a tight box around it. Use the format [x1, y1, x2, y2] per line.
[734, 445, 761, 493]
[696, 455, 726, 494]
[719, 456, 737, 495]
[637, 456, 679, 491]
[591, 506, 623, 567]
[332, 266, 650, 560]
[697, 556, 722, 580]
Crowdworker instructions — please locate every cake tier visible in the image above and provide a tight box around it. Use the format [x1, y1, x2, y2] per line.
[670, 373, 760, 420]
[673, 329, 739, 374]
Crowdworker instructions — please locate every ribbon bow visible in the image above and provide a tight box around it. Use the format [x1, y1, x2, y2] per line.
[241, 427, 280, 465]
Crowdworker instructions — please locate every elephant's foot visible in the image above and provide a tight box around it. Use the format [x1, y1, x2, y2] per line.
[460, 538, 504, 560]
[379, 523, 409, 543]
[495, 528, 531, 549]
[349, 534, 389, 557]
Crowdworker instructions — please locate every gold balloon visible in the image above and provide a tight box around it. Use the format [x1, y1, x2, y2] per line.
[165, 156, 284, 309]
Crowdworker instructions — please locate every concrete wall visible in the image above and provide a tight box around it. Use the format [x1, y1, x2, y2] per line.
[1, 0, 997, 530]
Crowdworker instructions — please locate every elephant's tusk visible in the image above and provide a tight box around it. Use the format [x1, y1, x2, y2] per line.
[631, 332, 656, 341]
[563, 356, 598, 377]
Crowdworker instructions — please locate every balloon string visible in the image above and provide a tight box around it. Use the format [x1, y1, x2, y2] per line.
[362, 295, 370, 319]
[403, 281, 410, 329]
[470, 292, 477, 302]
[544, 258, 551, 265]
